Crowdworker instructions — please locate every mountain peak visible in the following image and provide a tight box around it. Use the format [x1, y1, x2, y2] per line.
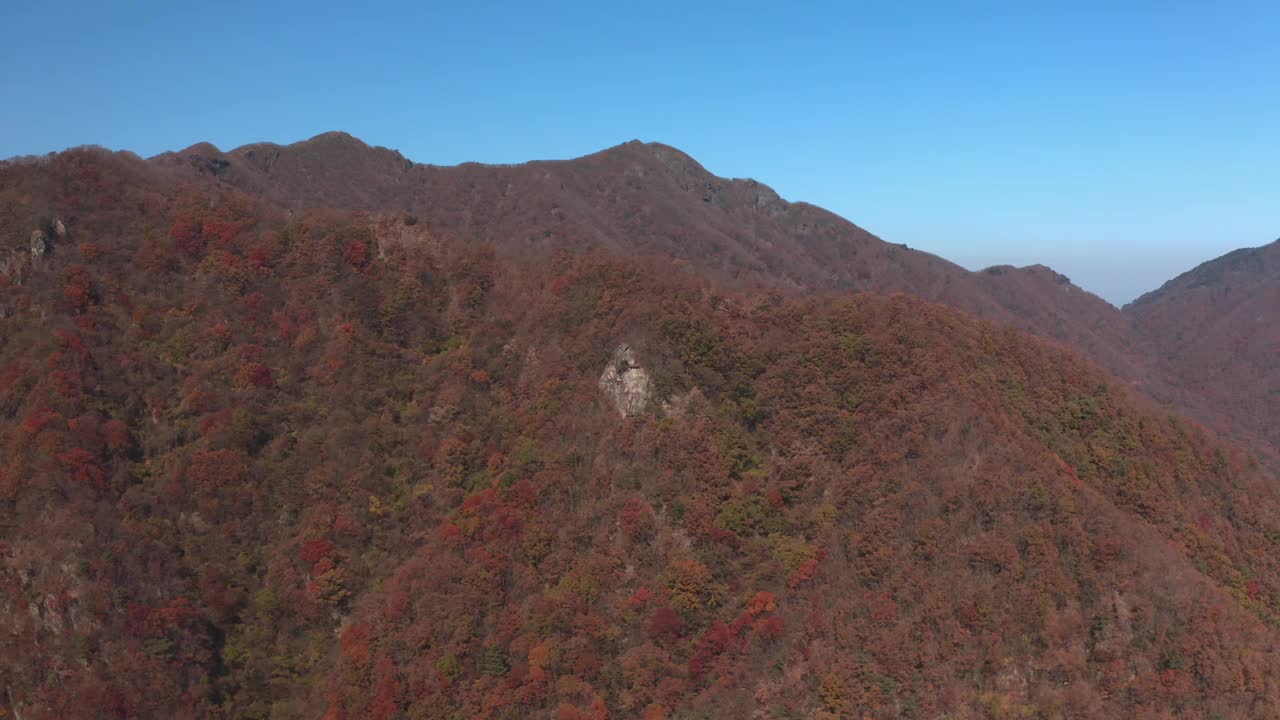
[981, 263, 1076, 288]
[308, 129, 361, 142]
[582, 139, 710, 174]
[174, 141, 224, 157]
[295, 130, 374, 150]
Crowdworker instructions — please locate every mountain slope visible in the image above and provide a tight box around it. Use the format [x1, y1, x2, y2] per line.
[2, 144, 1280, 718]
[1126, 239, 1280, 462]
[5, 137, 1270, 466]
[152, 133, 1151, 382]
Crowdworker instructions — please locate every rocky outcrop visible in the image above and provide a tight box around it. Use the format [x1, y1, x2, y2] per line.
[0, 250, 27, 282]
[29, 230, 48, 258]
[598, 344, 652, 417]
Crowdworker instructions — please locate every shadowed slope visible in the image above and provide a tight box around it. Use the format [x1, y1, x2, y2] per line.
[1127, 239, 1280, 461]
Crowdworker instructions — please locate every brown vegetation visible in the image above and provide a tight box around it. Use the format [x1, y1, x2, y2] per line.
[1, 136, 1278, 718]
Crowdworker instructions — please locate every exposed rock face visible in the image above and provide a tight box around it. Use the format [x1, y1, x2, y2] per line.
[190, 154, 231, 176]
[52, 219, 67, 238]
[1, 249, 27, 282]
[598, 344, 652, 417]
[29, 230, 49, 258]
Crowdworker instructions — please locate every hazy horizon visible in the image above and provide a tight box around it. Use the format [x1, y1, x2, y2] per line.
[4, 1, 1275, 305]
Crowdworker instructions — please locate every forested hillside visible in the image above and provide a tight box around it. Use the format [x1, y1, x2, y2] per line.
[2, 143, 1280, 719]
[1127, 239, 1280, 464]
[146, 133, 1278, 464]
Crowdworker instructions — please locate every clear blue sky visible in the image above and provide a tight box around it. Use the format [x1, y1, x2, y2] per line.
[3, 1, 1277, 305]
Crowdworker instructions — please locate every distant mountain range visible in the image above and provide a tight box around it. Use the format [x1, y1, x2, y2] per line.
[2, 133, 1278, 719]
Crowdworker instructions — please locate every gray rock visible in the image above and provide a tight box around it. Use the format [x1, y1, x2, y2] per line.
[0, 250, 27, 282]
[30, 229, 49, 257]
[598, 344, 653, 417]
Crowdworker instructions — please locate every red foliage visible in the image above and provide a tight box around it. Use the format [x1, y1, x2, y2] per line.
[752, 615, 784, 640]
[202, 217, 243, 248]
[383, 591, 410, 622]
[300, 538, 335, 565]
[333, 512, 358, 537]
[344, 239, 370, 270]
[642, 705, 668, 720]
[187, 447, 246, 492]
[247, 245, 272, 270]
[765, 489, 785, 509]
[127, 598, 200, 638]
[786, 556, 820, 588]
[235, 362, 276, 389]
[5, 153, 1280, 720]
[56, 447, 105, 488]
[688, 622, 735, 681]
[170, 214, 204, 256]
[239, 292, 267, 326]
[438, 522, 462, 543]
[744, 591, 777, 616]
[198, 408, 233, 437]
[368, 656, 404, 720]
[340, 622, 372, 669]
[620, 497, 655, 537]
[20, 407, 60, 436]
[555, 704, 586, 720]
[54, 329, 93, 364]
[1248, 579, 1263, 600]
[62, 265, 94, 309]
[626, 586, 652, 609]
[648, 607, 683, 640]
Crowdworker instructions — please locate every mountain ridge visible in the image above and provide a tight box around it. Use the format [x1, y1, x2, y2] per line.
[216, 131, 1271, 465]
[146, 132, 1122, 308]
[6, 132, 1274, 461]
[3, 132, 1280, 718]
[1128, 237, 1280, 308]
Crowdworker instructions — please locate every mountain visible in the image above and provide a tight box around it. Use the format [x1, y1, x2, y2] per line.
[1126, 239, 1280, 463]
[1, 138, 1279, 719]
[152, 130, 1277, 467]
[153, 134, 1152, 380]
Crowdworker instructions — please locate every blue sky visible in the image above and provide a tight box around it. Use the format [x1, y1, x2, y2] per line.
[3, 1, 1277, 305]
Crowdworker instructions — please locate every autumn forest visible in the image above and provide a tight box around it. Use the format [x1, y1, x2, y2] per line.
[2, 136, 1280, 719]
